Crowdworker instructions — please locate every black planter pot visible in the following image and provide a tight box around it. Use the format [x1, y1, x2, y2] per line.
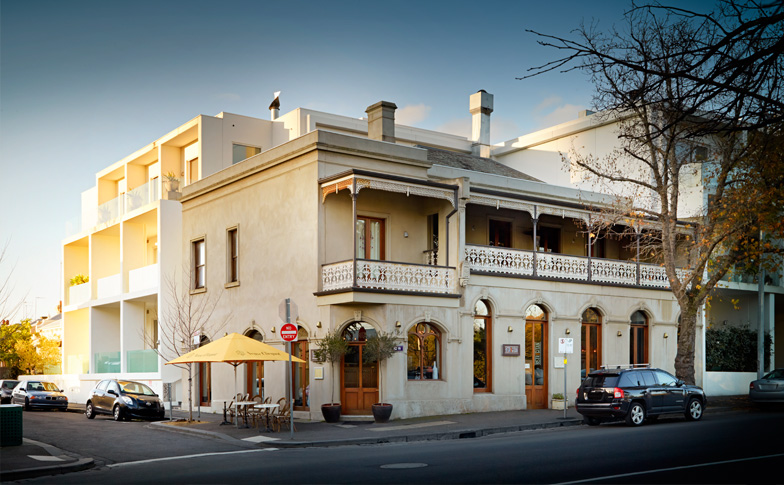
[371, 403, 393, 423]
[321, 403, 342, 423]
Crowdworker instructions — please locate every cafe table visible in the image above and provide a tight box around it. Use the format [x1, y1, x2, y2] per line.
[253, 403, 279, 432]
[232, 401, 256, 428]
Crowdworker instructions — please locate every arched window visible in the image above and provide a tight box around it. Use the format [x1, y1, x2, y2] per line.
[407, 323, 441, 380]
[630, 311, 648, 365]
[292, 327, 309, 410]
[581, 308, 602, 377]
[197, 335, 211, 406]
[473, 300, 492, 391]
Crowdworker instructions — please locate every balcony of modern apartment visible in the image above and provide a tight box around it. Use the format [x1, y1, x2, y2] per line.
[463, 193, 690, 289]
[317, 171, 460, 304]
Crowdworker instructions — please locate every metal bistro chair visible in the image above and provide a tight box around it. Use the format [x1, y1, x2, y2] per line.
[272, 397, 295, 432]
[250, 396, 272, 430]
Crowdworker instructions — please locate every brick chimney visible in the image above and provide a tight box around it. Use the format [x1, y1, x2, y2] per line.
[365, 101, 397, 143]
[470, 90, 493, 158]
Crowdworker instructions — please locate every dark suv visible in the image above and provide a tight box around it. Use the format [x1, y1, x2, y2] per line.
[575, 366, 706, 426]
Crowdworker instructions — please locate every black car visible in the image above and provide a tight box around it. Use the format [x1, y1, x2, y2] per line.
[575, 366, 706, 426]
[11, 380, 69, 410]
[85, 379, 165, 421]
[0, 379, 20, 404]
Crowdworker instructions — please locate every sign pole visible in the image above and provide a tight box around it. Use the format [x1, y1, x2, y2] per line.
[558, 337, 574, 420]
[564, 356, 568, 420]
[285, 298, 293, 440]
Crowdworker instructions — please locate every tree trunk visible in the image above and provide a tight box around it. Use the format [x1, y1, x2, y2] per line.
[674, 305, 699, 385]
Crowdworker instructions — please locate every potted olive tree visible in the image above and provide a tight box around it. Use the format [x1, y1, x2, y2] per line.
[313, 329, 349, 423]
[363, 331, 398, 423]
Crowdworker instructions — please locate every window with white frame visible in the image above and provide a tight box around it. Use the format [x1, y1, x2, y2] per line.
[192, 238, 206, 290]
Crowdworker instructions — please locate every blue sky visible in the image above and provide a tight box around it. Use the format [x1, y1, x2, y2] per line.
[0, 0, 715, 320]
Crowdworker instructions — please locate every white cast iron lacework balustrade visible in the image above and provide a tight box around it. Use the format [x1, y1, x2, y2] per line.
[464, 245, 534, 276]
[464, 244, 688, 289]
[322, 260, 455, 294]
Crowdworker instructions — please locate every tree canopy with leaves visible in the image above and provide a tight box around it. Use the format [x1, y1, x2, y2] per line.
[523, 0, 784, 383]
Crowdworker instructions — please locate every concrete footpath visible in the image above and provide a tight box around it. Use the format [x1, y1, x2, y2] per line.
[1, 395, 753, 481]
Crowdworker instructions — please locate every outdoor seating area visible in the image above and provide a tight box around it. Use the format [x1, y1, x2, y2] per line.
[223, 394, 293, 432]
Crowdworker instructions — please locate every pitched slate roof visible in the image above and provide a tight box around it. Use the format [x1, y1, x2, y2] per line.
[419, 146, 541, 182]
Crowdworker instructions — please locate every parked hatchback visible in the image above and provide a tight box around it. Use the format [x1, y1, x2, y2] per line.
[85, 379, 165, 421]
[0, 379, 20, 404]
[11, 380, 68, 411]
[575, 366, 706, 426]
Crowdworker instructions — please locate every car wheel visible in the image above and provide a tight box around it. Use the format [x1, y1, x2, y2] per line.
[113, 405, 123, 421]
[625, 402, 646, 426]
[24, 398, 31, 411]
[85, 402, 96, 419]
[583, 416, 601, 426]
[685, 398, 703, 421]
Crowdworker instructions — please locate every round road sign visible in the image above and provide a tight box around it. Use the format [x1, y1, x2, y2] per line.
[280, 323, 298, 342]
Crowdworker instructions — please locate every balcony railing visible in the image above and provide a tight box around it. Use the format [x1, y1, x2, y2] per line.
[124, 179, 159, 213]
[127, 349, 159, 373]
[129, 263, 159, 293]
[68, 282, 91, 306]
[95, 351, 121, 374]
[465, 244, 689, 289]
[322, 259, 456, 294]
[97, 273, 122, 299]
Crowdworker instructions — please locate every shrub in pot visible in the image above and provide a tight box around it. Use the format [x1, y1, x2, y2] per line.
[313, 329, 349, 423]
[363, 331, 398, 423]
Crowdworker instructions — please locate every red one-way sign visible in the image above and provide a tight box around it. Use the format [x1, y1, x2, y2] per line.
[280, 323, 298, 342]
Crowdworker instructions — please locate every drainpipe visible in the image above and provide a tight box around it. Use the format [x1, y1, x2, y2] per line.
[635, 227, 641, 286]
[532, 207, 539, 277]
[587, 217, 593, 282]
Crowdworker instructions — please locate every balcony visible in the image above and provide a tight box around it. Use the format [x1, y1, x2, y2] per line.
[97, 273, 122, 299]
[322, 259, 456, 294]
[68, 282, 91, 306]
[127, 349, 158, 373]
[124, 179, 159, 213]
[129, 263, 159, 293]
[95, 351, 121, 374]
[465, 244, 689, 289]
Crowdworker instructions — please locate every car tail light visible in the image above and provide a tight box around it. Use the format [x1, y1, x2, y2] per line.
[576, 388, 580, 397]
[613, 387, 624, 399]
[749, 382, 754, 390]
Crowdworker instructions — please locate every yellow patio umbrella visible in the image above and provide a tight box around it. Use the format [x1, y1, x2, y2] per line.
[166, 332, 305, 427]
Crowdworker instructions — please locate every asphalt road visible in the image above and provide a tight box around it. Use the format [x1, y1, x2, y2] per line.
[15, 409, 784, 484]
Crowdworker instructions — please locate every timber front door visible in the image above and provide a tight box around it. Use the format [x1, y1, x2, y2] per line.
[341, 322, 379, 415]
[525, 304, 548, 409]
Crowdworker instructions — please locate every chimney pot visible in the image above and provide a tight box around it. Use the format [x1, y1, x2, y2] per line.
[470, 90, 493, 157]
[365, 101, 397, 143]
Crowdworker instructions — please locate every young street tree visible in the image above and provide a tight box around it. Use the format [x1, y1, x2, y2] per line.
[147, 271, 229, 422]
[523, 1, 784, 383]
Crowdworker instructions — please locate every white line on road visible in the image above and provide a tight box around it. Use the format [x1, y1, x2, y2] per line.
[555, 452, 784, 484]
[106, 448, 278, 468]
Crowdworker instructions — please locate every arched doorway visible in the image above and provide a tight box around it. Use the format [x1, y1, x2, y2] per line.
[245, 330, 264, 399]
[581, 308, 602, 378]
[525, 304, 548, 409]
[630, 311, 649, 365]
[473, 300, 492, 392]
[291, 327, 309, 411]
[341, 322, 378, 415]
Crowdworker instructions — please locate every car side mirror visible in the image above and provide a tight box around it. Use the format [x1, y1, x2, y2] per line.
[676, 379, 684, 387]
[108, 389, 117, 396]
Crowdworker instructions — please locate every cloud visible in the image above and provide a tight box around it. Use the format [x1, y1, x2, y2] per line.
[436, 118, 471, 138]
[396, 104, 432, 126]
[533, 95, 563, 112]
[491, 117, 521, 144]
[535, 103, 585, 129]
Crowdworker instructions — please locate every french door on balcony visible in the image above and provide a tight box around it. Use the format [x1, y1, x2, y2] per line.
[356, 216, 385, 260]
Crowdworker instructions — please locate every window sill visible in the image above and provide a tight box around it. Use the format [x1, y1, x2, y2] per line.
[225, 281, 240, 289]
[190, 287, 207, 295]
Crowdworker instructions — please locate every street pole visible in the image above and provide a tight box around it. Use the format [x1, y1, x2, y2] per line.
[563, 356, 568, 420]
[285, 298, 294, 440]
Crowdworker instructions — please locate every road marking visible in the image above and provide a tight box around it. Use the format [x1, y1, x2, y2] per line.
[380, 463, 428, 469]
[29, 455, 65, 462]
[106, 448, 278, 468]
[242, 435, 280, 443]
[555, 452, 784, 484]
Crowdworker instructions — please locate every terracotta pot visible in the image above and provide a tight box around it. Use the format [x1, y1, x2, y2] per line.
[321, 403, 341, 423]
[371, 403, 393, 423]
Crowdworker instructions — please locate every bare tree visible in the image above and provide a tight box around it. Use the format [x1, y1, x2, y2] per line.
[0, 242, 24, 324]
[523, 1, 784, 383]
[144, 269, 229, 422]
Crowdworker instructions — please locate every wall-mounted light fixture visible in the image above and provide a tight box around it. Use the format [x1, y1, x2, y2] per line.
[403, 231, 409, 238]
[565, 328, 571, 335]
[316, 321, 322, 328]
[507, 326, 513, 333]
[395, 321, 402, 328]
[663, 333, 669, 339]
[617, 331, 622, 337]
[271, 326, 276, 333]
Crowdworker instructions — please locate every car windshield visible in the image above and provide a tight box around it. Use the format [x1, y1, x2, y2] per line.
[2, 381, 19, 389]
[119, 381, 156, 396]
[29, 382, 59, 391]
[583, 374, 619, 388]
[763, 369, 784, 380]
